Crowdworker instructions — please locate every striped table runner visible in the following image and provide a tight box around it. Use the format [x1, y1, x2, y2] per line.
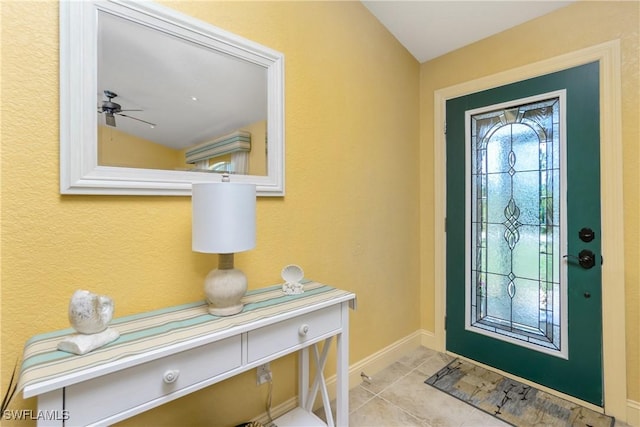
[19, 281, 354, 397]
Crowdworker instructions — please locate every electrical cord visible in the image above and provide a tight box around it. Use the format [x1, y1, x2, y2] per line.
[265, 372, 274, 426]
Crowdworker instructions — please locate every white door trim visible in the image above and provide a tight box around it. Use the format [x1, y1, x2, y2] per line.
[433, 40, 626, 419]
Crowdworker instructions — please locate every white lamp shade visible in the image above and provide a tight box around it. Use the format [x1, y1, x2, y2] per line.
[192, 182, 256, 254]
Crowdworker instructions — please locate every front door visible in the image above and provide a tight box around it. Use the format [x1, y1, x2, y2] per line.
[445, 62, 603, 406]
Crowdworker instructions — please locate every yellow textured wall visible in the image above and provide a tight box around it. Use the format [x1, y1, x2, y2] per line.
[0, 1, 419, 426]
[419, 0, 639, 403]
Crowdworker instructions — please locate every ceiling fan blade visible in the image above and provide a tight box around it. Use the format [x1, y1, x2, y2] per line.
[105, 112, 116, 127]
[118, 113, 156, 127]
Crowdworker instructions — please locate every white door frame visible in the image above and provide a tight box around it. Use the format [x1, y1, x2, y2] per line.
[432, 40, 627, 419]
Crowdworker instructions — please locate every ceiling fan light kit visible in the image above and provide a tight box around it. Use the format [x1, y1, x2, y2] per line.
[98, 90, 156, 128]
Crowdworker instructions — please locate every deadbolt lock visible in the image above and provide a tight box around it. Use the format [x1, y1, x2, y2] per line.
[579, 227, 595, 243]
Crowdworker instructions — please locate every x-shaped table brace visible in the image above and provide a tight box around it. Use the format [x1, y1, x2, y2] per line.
[299, 337, 335, 426]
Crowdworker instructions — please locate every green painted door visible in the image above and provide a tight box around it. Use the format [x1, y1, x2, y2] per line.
[445, 62, 603, 405]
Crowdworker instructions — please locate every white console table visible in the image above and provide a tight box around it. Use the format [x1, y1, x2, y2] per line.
[19, 282, 356, 426]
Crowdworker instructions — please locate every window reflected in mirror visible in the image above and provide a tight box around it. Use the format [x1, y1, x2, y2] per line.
[98, 120, 267, 176]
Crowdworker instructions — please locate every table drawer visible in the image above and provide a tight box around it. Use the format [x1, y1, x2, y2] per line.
[247, 305, 342, 363]
[64, 335, 241, 425]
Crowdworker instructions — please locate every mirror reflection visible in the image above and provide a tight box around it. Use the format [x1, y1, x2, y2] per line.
[97, 10, 268, 176]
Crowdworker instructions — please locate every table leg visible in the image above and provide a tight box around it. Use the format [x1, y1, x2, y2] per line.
[336, 302, 350, 426]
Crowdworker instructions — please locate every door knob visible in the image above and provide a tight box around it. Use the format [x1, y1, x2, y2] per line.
[563, 250, 596, 269]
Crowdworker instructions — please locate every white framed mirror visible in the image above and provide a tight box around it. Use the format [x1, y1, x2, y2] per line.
[60, 0, 285, 196]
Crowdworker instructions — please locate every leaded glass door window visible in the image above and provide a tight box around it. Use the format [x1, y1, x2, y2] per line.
[465, 91, 568, 359]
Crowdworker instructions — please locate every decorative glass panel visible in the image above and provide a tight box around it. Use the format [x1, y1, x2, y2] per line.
[468, 95, 565, 355]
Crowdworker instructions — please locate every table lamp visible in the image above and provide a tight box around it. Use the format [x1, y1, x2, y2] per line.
[192, 176, 256, 316]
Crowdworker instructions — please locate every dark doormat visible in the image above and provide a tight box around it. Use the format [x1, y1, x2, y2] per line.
[425, 359, 614, 427]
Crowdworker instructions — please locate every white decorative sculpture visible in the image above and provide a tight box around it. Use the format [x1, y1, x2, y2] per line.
[281, 264, 305, 295]
[57, 290, 120, 355]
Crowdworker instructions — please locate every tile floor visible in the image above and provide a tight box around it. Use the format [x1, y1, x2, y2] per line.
[317, 346, 631, 427]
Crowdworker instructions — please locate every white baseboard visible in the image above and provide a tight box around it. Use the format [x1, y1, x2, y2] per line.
[252, 329, 639, 426]
[419, 329, 437, 350]
[627, 399, 640, 427]
[344, 329, 425, 389]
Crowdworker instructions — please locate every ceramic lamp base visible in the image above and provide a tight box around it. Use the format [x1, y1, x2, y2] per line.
[204, 254, 247, 316]
[208, 302, 244, 316]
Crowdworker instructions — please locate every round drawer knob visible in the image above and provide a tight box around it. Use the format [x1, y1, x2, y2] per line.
[163, 369, 180, 384]
[298, 324, 310, 336]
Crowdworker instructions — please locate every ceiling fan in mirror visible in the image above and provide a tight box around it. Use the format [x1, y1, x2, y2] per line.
[98, 90, 156, 128]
